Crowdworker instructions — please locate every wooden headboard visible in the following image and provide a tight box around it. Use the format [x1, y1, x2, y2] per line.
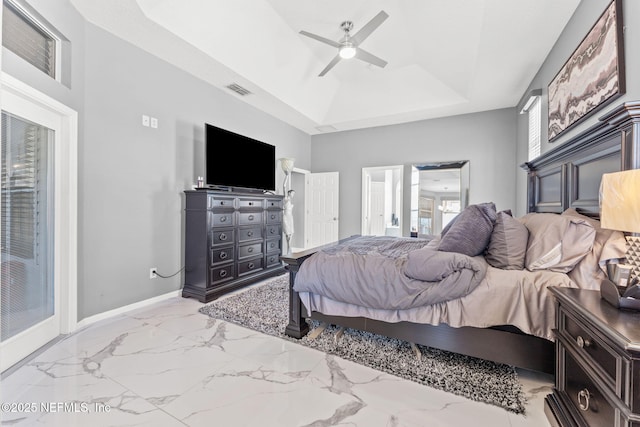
[522, 101, 640, 218]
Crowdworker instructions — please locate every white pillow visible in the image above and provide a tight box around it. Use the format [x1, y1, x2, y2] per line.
[519, 213, 596, 273]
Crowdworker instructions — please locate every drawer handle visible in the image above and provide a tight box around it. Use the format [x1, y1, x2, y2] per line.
[248, 214, 255, 221]
[577, 388, 591, 411]
[248, 262, 254, 269]
[219, 251, 228, 260]
[219, 233, 227, 241]
[271, 214, 276, 219]
[248, 247, 254, 253]
[576, 336, 591, 349]
[270, 243, 275, 249]
[247, 231, 253, 237]
[220, 216, 227, 222]
[219, 270, 228, 278]
[270, 228, 275, 234]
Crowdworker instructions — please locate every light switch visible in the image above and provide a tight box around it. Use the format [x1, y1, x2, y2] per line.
[142, 115, 150, 127]
[150, 117, 158, 129]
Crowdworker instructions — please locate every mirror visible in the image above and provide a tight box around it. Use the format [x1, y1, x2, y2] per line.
[410, 161, 469, 237]
[362, 165, 403, 236]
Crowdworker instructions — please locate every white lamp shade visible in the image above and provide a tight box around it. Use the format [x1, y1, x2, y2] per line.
[279, 157, 295, 173]
[600, 169, 640, 233]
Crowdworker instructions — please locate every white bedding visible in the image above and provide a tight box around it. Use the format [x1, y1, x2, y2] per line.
[299, 265, 578, 341]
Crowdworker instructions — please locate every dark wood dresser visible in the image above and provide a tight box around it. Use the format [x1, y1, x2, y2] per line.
[182, 190, 285, 303]
[546, 287, 640, 427]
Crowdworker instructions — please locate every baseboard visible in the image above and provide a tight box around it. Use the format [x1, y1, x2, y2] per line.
[75, 289, 182, 330]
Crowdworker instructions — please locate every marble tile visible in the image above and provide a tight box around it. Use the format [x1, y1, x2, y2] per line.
[0, 295, 553, 427]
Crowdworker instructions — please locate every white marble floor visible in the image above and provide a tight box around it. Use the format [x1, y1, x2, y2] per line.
[0, 284, 554, 426]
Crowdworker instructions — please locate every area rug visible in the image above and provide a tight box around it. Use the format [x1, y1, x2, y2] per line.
[199, 274, 526, 414]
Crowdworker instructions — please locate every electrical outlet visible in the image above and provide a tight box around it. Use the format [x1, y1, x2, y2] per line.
[149, 267, 158, 279]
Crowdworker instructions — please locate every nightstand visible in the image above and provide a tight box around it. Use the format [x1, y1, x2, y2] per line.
[546, 287, 640, 427]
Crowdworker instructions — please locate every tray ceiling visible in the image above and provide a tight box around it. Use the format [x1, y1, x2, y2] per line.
[70, 0, 581, 134]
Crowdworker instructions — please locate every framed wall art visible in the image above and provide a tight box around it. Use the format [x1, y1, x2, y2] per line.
[548, 0, 625, 141]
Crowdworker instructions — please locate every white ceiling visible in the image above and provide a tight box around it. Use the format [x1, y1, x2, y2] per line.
[69, 0, 581, 135]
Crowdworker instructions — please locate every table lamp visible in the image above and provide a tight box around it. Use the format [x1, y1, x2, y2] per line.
[279, 157, 295, 194]
[600, 169, 640, 308]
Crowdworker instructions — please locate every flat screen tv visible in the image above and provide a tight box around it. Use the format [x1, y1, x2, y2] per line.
[205, 123, 276, 192]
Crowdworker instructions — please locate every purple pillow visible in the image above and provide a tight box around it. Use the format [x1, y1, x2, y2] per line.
[438, 202, 497, 257]
[485, 210, 528, 269]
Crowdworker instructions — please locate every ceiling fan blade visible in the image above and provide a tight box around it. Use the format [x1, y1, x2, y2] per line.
[299, 30, 341, 48]
[355, 48, 387, 68]
[319, 54, 342, 77]
[351, 11, 389, 45]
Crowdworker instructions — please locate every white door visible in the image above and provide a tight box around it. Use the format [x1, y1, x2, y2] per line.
[305, 172, 339, 248]
[369, 182, 385, 235]
[0, 75, 77, 373]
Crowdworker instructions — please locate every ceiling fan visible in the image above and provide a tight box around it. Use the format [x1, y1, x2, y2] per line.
[300, 10, 389, 77]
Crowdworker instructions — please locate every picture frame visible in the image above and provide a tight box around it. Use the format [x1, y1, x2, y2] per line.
[547, 0, 625, 142]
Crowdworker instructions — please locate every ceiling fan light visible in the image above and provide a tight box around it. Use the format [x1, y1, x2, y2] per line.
[339, 45, 356, 59]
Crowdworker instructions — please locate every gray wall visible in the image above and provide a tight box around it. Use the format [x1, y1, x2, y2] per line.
[5, 0, 311, 320]
[311, 108, 517, 239]
[515, 0, 640, 215]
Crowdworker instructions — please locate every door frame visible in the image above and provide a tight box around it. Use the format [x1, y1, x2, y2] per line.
[1, 72, 78, 371]
[361, 165, 404, 236]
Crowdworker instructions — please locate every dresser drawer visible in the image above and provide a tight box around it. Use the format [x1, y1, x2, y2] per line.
[561, 309, 618, 385]
[210, 229, 235, 246]
[238, 198, 263, 209]
[239, 242, 262, 259]
[210, 264, 234, 285]
[208, 195, 235, 210]
[210, 246, 234, 265]
[238, 226, 263, 242]
[266, 252, 281, 268]
[238, 211, 263, 226]
[266, 210, 282, 225]
[266, 199, 282, 209]
[266, 224, 281, 238]
[562, 347, 616, 427]
[266, 238, 281, 254]
[238, 257, 263, 276]
[210, 212, 235, 227]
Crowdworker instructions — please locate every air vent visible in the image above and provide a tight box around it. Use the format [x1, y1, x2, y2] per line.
[226, 83, 252, 96]
[315, 125, 337, 133]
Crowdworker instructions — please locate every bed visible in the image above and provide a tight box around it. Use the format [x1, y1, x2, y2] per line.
[282, 101, 640, 374]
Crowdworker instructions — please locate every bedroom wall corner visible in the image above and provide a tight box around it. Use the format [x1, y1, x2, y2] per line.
[310, 108, 517, 239]
[79, 22, 311, 320]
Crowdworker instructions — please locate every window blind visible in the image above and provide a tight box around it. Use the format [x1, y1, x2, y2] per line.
[1, 112, 52, 340]
[1, 112, 40, 260]
[528, 97, 541, 161]
[2, 0, 56, 78]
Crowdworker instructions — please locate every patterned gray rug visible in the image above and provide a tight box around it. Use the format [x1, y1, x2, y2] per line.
[199, 274, 526, 414]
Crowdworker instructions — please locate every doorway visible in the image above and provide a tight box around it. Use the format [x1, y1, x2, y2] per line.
[0, 74, 77, 373]
[362, 165, 403, 236]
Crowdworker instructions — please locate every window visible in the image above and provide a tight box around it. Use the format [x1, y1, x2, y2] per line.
[2, 0, 58, 78]
[520, 90, 542, 161]
[1, 111, 54, 340]
[527, 97, 541, 161]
